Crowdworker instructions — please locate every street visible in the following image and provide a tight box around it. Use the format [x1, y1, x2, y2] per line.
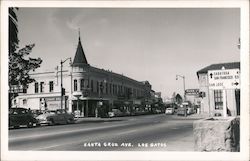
[9, 114, 200, 151]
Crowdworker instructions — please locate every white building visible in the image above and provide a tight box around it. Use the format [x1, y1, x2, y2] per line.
[196, 62, 240, 116]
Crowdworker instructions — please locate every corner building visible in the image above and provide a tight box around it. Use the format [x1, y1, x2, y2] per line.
[14, 36, 153, 117]
[196, 62, 240, 116]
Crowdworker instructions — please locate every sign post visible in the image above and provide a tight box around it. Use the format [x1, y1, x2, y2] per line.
[208, 69, 240, 117]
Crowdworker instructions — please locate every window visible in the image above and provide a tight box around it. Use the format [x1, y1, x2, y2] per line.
[23, 99, 27, 105]
[49, 81, 54, 92]
[100, 82, 103, 94]
[74, 79, 77, 91]
[110, 83, 112, 94]
[214, 90, 223, 110]
[23, 88, 27, 93]
[91, 80, 94, 92]
[35, 82, 39, 93]
[97, 81, 99, 93]
[106, 83, 108, 94]
[80, 79, 84, 90]
[40, 82, 44, 93]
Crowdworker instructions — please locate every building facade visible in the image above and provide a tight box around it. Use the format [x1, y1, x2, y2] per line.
[13, 36, 158, 117]
[196, 62, 240, 116]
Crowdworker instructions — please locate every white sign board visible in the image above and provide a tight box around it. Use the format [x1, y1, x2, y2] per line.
[208, 69, 240, 89]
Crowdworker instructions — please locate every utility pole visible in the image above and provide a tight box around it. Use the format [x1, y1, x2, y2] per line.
[176, 75, 187, 117]
[60, 58, 71, 110]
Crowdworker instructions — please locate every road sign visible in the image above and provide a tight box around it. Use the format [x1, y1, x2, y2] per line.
[185, 89, 199, 95]
[208, 69, 240, 89]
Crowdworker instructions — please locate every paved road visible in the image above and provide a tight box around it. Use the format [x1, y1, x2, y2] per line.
[9, 114, 199, 151]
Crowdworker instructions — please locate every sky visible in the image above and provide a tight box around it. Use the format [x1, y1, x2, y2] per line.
[17, 8, 240, 99]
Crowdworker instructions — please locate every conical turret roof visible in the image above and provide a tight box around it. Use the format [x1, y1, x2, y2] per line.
[72, 36, 88, 66]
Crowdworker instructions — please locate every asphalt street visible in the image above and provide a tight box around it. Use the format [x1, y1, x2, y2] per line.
[9, 114, 200, 151]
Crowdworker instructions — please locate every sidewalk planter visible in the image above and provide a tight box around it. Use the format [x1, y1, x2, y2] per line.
[193, 117, 240, 152]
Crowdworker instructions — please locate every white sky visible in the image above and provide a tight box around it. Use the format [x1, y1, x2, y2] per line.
[17, 8, 240, 99]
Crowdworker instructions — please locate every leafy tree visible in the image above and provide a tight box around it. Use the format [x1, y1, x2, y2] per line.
[9, 8, 42, 102]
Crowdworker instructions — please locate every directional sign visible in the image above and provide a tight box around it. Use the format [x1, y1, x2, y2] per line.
[208, 69, 240, 89]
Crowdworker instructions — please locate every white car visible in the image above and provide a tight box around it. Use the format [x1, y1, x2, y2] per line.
[108, 109, 123, 117]
[165, 108, 174, 115]
[36, 109, 75, 125]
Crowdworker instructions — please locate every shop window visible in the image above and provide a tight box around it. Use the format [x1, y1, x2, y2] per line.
[49, 81, 54, 92]
[35, 82, 39, 93]
[40, 82, 44, 93]
[214, 90, 223, 110]
[80, 79, 84, 90]
[74, 79, 77, 91]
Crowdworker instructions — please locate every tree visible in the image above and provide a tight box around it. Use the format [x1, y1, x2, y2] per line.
[9, 8, 42, 106]
[175, 93, 183, 105]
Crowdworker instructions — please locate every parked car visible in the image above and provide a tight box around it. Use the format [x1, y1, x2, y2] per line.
[36, 109, 75, 125]
[9, 107, 39, 128]
[108, 109, 123, 117]
[165, 108, 174, 115]
[177, 108, 186, 116]
[187, 107, 195, 115]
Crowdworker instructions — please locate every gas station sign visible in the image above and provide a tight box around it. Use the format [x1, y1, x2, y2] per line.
[208, 69, 240, 89]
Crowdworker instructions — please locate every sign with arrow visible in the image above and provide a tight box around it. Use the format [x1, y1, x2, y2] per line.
[208, 69, 240, 89]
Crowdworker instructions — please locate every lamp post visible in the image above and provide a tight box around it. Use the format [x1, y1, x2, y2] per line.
[60, 58, 72, 110]
[176, 74, 187, 117]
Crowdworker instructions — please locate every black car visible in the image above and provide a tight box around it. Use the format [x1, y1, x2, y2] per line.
[9, 107, 39, 128]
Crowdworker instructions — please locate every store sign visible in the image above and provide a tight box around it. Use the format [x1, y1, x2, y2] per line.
[185, 89, 199, 95]
[208, 69, 240, 89]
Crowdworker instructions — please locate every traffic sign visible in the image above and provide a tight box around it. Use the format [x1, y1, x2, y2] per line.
[208, 69, 240, 89]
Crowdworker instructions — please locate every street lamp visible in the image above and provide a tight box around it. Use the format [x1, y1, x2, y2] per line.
[60, 57, 72, 110]
[176, 75, 186, 101]
[176, 74, 187, 117]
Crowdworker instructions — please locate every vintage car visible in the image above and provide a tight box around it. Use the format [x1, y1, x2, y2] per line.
[9, 107, 39, 128]
[108, 109, 123, 118]
[165, 108, 175, 115]
[36, 109, 75, 125]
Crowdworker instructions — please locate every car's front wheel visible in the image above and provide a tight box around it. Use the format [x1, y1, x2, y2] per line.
[48, 119, 55, 126]
[67, 118, 75, 124]
[27, 121, 34, 128]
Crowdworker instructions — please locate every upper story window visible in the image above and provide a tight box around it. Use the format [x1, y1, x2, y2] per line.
[214, 90, 223, 110]
[74, 79, 77, 91]
[91, 80, 94, 92]
[80, 79, 84, 91]
[49, 81, 54, 92]
[40, 82, 45, 93]
[35, 82, 39, 93]
[106, 83, 108, 94]
[110, 83, 112, 95]
[97, 81, 99, 93]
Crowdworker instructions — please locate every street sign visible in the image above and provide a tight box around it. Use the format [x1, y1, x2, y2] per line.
[185, 89, 199, 95]
[208, 69, 240, 89]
